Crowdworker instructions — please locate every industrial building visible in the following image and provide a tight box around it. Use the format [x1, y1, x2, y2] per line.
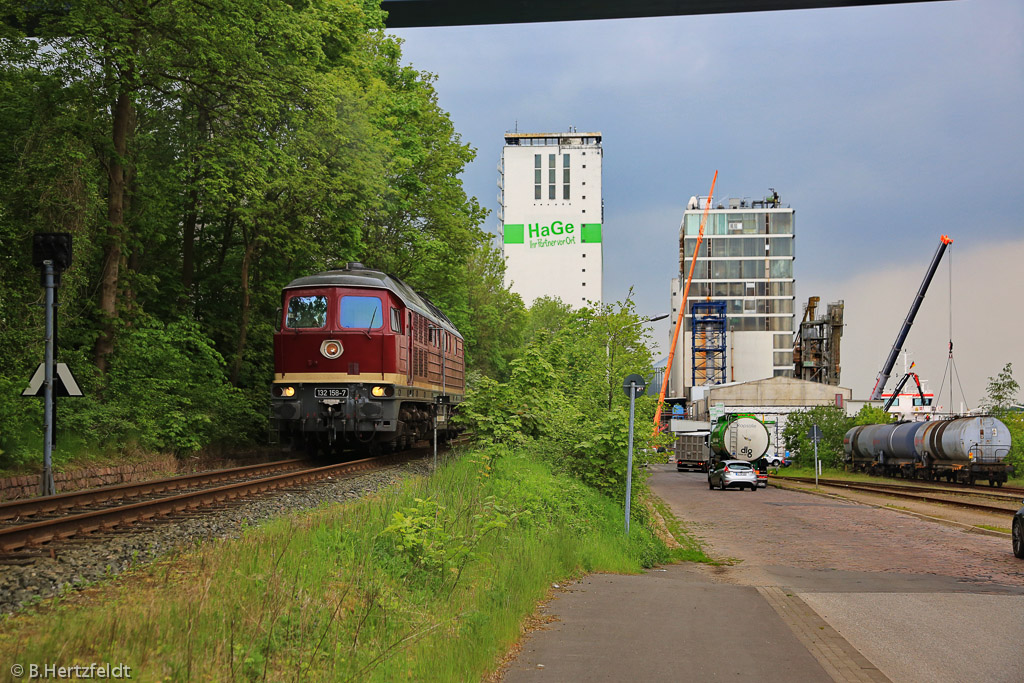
[793, 297, 845, 385]
[667, 194, 797, 401]
[499, 130, 603, 307]
[688, 377, 854, 460]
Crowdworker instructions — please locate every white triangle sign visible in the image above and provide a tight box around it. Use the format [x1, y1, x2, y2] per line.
[22, 363, 84, 397]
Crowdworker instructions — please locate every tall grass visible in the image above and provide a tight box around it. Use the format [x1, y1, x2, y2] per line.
[0, 445, 689, 681]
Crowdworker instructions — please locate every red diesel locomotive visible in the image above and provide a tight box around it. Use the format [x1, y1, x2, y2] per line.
[270, 263, 464, 454]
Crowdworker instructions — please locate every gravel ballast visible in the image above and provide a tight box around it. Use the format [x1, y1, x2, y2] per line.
[0, 458, 434, 615]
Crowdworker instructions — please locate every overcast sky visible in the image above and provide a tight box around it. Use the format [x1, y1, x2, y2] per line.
[390, 0, 1023, 407]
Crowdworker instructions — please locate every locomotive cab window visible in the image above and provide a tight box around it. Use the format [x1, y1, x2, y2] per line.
[340, 296, 383, 329]
[286, 295, 327, 329]
[390, 307, 402, 333]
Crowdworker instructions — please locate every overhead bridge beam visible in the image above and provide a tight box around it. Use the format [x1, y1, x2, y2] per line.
[382, 0, 953, 28]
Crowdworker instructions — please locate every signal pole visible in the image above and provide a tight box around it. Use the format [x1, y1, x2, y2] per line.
[42, 260, 56, 496]
[29, 233, 74, 496]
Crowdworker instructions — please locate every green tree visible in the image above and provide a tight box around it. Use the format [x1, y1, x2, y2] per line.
[982, 363, 1019, 413]
[458, 244, 526, 380]
[0, 0, 510, 464]
[999, 412, 1024, 476]
[853, 404, 893, 426]
[981, 363, 1022, 475]
[457, 298, 660, 500]
[782, 406, 852, 469]
[524, 296, 574, 342]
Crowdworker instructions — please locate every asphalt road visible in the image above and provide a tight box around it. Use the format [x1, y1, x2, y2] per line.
[500, 466, 1024, 682]
[653, 466, 1024, 682]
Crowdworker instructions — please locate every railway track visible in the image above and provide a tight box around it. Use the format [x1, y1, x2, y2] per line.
[0, 459, 310, 524]
[0, 454, 410, 553]
[778, 476, 1022, 516]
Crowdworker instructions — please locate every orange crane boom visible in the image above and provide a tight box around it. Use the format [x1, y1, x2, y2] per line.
[654, 170, 718, 429]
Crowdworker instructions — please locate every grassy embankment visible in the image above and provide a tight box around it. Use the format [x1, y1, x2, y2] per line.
[0, 445, 709, 681]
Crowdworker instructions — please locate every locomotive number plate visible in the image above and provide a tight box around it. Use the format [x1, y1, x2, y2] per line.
[315, 388, 349, 399]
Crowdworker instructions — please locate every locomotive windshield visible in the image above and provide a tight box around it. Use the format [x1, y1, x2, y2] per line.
[286, 295, 327, 328]
[340, 296, 383, 329]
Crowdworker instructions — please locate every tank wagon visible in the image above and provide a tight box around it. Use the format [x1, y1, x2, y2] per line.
[270, 263, 464, 455]
[709, 415, 771, 462]
[844, 416, 1012, 486]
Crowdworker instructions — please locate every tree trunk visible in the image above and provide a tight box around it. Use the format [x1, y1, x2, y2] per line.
[93, 85, 133, 373]
[230, 228, 256, 386]
[181, 107, 207, 301]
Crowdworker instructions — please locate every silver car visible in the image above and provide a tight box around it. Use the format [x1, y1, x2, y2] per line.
[707, 460, 758, 491]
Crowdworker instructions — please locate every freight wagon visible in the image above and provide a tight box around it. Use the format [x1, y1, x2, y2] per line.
[843, 416, 1012, 486]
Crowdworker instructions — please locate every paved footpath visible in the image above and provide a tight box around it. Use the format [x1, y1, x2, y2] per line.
[501, 466, 1024, 682]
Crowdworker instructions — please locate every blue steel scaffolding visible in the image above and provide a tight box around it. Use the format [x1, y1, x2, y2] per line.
[691, 300, 727, 386]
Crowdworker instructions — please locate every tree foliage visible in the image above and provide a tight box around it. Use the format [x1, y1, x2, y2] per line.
[457, 297, 663, 501]
[782, 406, 852, 469]
[983, 363, 1023, 474]
[0, 1, 524, 465]
[852, 404, 893, 427]
[982, 362, 1020, 413]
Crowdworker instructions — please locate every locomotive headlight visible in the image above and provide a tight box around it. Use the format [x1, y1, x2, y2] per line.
[273, 385, 296, 398]
[320, 340, 343, 359]
[371, 385, 394, 398]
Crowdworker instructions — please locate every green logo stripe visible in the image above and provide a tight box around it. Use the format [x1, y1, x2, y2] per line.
[503, 224, 524, 244]
[581, 223, 602, 243]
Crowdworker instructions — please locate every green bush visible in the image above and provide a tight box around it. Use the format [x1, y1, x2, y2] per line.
[456, 299, 663, 501]
[783, 405, 852, 468]
[60, 316, 263, 455]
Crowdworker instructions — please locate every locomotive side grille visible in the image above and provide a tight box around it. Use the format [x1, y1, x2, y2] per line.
[415, 348, 426, 378]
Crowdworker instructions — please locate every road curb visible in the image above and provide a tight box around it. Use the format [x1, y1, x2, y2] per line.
[758, 586, 890, 683]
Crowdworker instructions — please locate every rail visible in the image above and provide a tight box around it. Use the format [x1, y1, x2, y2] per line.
[0, 459, 309, 521]
[777, 476, 1021, 515]
[0, 455, 406, 552]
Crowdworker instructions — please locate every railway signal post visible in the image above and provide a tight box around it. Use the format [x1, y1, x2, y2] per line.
[26, 233, 74, 496]
[622, 373, 646, 535]
[434, 394, 450, 470]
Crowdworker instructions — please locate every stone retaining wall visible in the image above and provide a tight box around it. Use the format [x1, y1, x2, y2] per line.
[0, 449, 288, 501]
[0, 456, 179, 501]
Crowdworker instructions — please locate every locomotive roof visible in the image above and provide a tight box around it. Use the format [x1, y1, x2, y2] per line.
[284, 265, 462, 337]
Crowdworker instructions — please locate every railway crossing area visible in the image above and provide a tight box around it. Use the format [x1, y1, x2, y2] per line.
[499, 465, 1024, 682]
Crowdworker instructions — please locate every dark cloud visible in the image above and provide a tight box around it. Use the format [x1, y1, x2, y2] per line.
[393, 0, 1023, 402]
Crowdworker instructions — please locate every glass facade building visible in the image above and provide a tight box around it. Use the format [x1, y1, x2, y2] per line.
[679, 202, 796, 380]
